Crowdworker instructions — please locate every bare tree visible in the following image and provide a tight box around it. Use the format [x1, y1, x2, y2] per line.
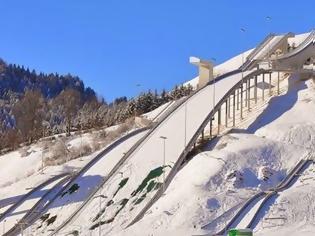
[55, 88, 81, 136]
[13, 90, 45, 143]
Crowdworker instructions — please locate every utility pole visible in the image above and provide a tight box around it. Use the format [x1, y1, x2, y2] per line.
[159, 136, 167, 192]
[184, 103, 187, 147]
[266, 16, 272, 69]
[93, 193, 107, 236]
[211, 57, 216, 137]
[241, 27, 247, 107]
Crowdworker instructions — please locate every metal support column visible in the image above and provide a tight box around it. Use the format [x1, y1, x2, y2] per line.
[237, 88, 240, 110]
[246, 82, 248, 107]
[228, 96, 231, 118]
[233, 91, 236, 127]
[262, 73, 265, 101]
[218, 107, 221, 135]
[269, 73, 272, 96]
[247, 78, 250, 111]
[210, 118, 212, 138]
[240, 85, 243, 119]
[225, 100, 228, 127]
[277, 72, 280, 95]
[254, 75, 258, 104]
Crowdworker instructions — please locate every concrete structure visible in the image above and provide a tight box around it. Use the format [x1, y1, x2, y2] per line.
[189, 57, 214, 88]
[272, 31, 315, 71]
[269, 32, 294, 58]
[241, 33, 294, 71]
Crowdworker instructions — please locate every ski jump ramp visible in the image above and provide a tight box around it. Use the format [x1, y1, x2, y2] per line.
[32, 30, 315, 235]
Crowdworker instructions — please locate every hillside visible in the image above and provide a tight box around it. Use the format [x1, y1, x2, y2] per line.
[0, 58, 193, 152]
[1, 30, 315, 236]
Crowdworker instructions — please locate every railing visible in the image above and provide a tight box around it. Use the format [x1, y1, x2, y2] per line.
[242, 33, 294, 71]
[211, 191, 267, 235]
[128, 69, 266, 227]
[3, 127, 149, 236]
[276, 30, 315, 60]
[240, 34, 275, 71]
[244, 34, 275, 63]
[0, 172, 71, 223]
[4, 175, 71, 236]
[47, 70, 242, 235]
[246, 158, 312, 229]
[211, 156, 311, 235]
[53, 126, 150, 198]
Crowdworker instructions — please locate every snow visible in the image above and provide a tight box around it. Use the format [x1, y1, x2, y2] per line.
[1, 31, 315, 236]
[1, 176, 68, 235]
[57, 34, 301, 235]
[31, 129, 148, 234]
[184, 49, 253, 89]
[252, 35, 285, 60]
[119, 69, 315, 236]
[59, 69, 266, 235]
[142, 101, 175, 122]
[254, 165, 315, 236]
[288, 32, 311, 47]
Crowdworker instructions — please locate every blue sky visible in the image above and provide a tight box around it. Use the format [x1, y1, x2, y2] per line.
[0, 0, 314, 101]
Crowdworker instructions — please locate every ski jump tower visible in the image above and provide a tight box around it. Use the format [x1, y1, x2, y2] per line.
[189, 56, 214, 88]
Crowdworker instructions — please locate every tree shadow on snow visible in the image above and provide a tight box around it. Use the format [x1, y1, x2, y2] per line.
[0, 189, 50, 210]
[0, 174, 105, 216]
[46, 174, 105, 209]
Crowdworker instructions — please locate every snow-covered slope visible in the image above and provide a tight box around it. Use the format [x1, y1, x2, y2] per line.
[1, 31, 314, 236]
[119, 72, 315, 236]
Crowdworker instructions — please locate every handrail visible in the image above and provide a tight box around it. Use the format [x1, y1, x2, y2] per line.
[150, 100, 176, 122]
[37, 127, 148, 236]
[244, 34, 275, 63]
[246, 158, 312, 229]
[128, 69, 266, 227]
[212, 191, 267, 235]
[214, 156, 310, 235]
[242, 32, 294, 71]
[276, 30, 315, 60]
[209, 156, 311, 235]
[48, 70, 242, 235]
[4, 175, 71, 236]
[51, 127, 150, 200]
[240, 34, 275, 71]
[0, 172, 71, 223]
